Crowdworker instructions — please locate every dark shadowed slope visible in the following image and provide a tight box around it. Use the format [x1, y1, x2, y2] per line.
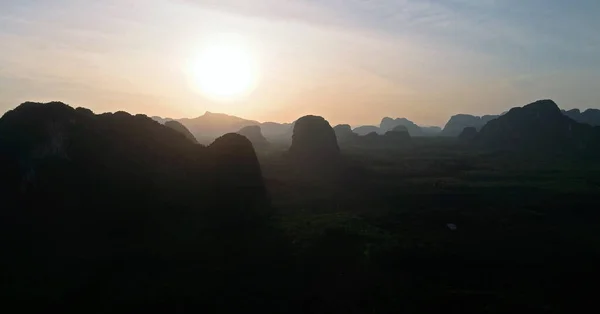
[0, 102, 280, 311]
[458, 126, 478, 141]
[165, 120, 198, 143]
[441, 114, 499, 137]
[475, 99, 600, 153]
[208, 133, 269, 213]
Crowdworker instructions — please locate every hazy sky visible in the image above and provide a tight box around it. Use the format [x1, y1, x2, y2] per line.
[1, 0, 599, 126]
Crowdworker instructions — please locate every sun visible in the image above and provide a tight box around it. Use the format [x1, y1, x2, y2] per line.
[189, 35, 259, 100]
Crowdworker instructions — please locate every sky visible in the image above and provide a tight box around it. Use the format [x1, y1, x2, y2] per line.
[1, 0, 600, 127]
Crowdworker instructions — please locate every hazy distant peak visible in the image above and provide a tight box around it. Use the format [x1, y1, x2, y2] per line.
[237, 125, 269, 149]
[333, 124, 352, 130]
[562, 108, 600, 126]
[353, 125, 381, 136]
[441, 112, 500, 137]
[379, 116, 430, 136]
[203, 111, 226, 117]
[390, 125, 409, 132]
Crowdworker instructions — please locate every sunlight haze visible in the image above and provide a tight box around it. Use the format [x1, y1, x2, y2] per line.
[187, 33, 259, 101]
[1, 0, 599, 126]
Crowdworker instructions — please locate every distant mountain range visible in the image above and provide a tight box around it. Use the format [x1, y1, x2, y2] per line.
[440, 114, 500, 137]
[152, 112, 292, 144]
[562, 109, 600, 126]
[352, 125, 380, 136]
[151, 104, 600, 143]
[352, 117, 441, 137]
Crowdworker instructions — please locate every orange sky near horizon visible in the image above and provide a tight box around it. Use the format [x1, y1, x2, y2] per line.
[1, 0, 599, 127]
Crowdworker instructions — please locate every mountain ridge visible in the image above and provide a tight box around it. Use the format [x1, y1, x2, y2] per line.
[145, 104, 600, 141]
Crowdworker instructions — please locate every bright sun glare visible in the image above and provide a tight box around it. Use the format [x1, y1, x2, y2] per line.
[189, 34, 258, 100]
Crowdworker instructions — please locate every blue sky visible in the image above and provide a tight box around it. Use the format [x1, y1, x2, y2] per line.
[1, 0, 599, 126]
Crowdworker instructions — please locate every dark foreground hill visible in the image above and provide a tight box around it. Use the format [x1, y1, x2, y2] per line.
[0, 102, 285, 311]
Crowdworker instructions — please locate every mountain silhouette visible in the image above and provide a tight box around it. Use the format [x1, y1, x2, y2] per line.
[176, 111, 258, 144]
[333, 124, 358, 144]
[441, 114, 499, 137]
[384, 125, 411, 142]
[0, 102, 273, 308]
[289, 115, 340, 162]
[237, 125, 269, 149]
[259, 121, 294, 143]
[207, 133, 269, 212]
[475, 99, 600, 153]
[153, 113, 293, 145]
[380, 117, 428, 136]
[562, 108, 600, 126]
[165, 120, 198, 143]
[353, 125, 380, 136]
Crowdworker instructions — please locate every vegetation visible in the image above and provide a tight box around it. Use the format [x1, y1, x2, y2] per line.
[262, 137, 600, 313]
[2, 101, 600, 313]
